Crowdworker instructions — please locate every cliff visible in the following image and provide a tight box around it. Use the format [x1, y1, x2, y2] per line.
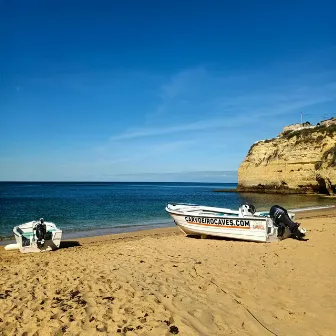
[237, 121, 336, 195]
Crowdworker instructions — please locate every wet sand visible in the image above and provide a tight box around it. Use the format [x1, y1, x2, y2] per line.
[0, 207, 335, 335]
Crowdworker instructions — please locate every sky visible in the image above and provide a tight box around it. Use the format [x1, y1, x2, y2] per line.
[1, 0, 335, 182]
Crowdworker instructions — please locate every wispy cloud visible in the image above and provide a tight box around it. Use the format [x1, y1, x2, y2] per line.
[108, 121, 220, 141]
[109, 61, 336, 142]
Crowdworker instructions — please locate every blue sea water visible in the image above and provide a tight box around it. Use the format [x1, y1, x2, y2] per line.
[0, 182, 334, 240]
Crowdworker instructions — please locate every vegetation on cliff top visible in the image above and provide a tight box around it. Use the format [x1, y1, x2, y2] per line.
[247, 123, 336, 157]
[282, 123, 336, 143]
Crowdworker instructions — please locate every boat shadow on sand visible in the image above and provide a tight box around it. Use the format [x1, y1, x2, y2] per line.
[59, 241, 81, 249]
[186, 235, 308, 243]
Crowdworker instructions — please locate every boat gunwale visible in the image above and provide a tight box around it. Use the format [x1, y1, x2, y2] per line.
[165, 207, 269, 221]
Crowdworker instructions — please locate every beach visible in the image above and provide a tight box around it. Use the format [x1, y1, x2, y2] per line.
[0, 207, 335, 336]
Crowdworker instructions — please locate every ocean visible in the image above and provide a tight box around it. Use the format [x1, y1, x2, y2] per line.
[0, 182, 334, 240]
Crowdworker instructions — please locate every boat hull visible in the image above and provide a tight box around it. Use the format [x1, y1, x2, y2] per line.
[169, 212, 276, 242]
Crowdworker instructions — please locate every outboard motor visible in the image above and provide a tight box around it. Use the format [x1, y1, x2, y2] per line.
[269, 205, 306, 239]
[240, 204, 256, 217]
[35, 218, 47, 248]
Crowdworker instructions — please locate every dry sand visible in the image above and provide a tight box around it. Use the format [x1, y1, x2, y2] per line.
[0, 208, 335, 336]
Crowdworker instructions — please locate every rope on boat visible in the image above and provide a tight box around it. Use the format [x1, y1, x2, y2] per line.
[192, 265, 279, 336]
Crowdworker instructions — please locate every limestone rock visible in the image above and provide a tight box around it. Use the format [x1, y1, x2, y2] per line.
[237, 121, 336, 195]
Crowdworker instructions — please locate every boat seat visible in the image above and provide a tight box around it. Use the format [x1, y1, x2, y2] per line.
[239, 204, 255, 217]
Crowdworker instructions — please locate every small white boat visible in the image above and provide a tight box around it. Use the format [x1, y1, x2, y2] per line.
[165, 203, 297, 242]
[5, 219, 62, 253]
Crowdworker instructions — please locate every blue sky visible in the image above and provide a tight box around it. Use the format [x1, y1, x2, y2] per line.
[1, 0, 335, 182]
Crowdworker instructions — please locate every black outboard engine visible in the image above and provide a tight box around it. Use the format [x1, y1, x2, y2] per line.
[35, 218, 47, 248]
[269, 205, 305, 239]
[248, 204, 256, 215]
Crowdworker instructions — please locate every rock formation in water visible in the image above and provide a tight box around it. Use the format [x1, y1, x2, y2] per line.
[237, 118, 336, 195]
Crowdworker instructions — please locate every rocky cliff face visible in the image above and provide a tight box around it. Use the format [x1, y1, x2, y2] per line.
[237, 123, 336, 195]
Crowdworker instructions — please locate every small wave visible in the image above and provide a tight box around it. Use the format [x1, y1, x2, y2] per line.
[289, 205, 335, 212]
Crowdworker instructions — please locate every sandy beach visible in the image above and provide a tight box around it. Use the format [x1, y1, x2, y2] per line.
[1, 207, 335, 336]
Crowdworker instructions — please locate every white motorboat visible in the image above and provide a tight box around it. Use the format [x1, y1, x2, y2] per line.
[5, 219, 62, 253]
[165, 203, 300, 242]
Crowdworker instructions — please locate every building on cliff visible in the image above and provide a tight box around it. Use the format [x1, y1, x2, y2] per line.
[237, 118, 336, 195]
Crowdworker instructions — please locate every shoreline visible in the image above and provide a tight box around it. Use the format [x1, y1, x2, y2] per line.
[1, 205, 335, 245]
[1, 205, 335, 246]
[57, 206, 336, 245]
[0, 220, 175, 245]
[1, 206, 334, 249]
[58, 206, 336, 247]
[214, 188, 336, 196]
